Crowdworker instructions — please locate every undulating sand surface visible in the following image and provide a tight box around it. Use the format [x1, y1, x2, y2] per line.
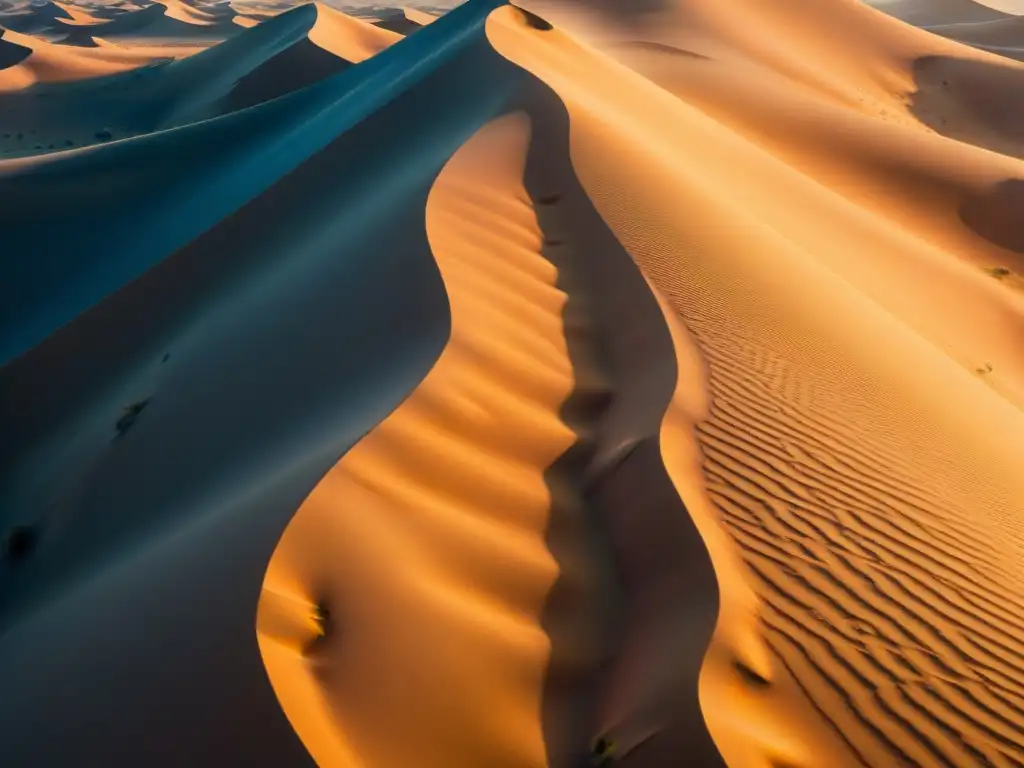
[3, 0, 1024, 766]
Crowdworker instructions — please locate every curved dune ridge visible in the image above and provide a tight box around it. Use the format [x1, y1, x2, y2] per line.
[2, 0, 1024, 766]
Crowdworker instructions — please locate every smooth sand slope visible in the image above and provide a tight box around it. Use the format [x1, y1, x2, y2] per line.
[0, 1, 522, 763]
[3, 0, 1024, 766]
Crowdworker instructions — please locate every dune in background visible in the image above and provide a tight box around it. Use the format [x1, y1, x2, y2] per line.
[3, 0, 1024, 766]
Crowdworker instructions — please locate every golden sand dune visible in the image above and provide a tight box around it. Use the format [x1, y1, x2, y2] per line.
[0, 23, 181, 88]
[0, 0, 75, 34]
[2, 0, 1024, 766]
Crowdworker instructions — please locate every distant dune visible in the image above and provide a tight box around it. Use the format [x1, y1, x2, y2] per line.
[2, 0, 1024, 766]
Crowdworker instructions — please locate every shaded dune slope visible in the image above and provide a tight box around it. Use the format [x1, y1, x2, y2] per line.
[923, 17, 1024, 61]
[0, 2, 520, 764]
[872, 0, 1014, 26]
[0, 0, 72, 34]
[0, 3, 403, 365]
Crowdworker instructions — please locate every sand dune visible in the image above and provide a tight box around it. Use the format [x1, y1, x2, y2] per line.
[3, 0, 1024, 766]
[0, 23, 180, 88]
[0, 0, 73, 34]
[60, 0, 241, 43]
[370, 6, 436, 34]
[493, 3, 1024, 765]
[0, 3, 399, 161]
[0, 2, 407, 366]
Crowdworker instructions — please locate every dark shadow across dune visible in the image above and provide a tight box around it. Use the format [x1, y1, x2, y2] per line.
[371, 10, 424, 35]
[224, 35, 351, 113]
[522, 78, 726, 767]
[909, 54, 1024, 161]
[960, 177, 1024, 254]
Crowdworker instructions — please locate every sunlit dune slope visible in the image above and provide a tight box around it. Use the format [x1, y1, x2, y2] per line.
[521, 0, 1024, 406]
[491, 3, 1024, 765]
[0, 24, 183, 89]
[259, 109, 581, 768]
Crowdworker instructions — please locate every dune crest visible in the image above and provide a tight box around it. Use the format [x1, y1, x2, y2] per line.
[259, 109, 576, 768]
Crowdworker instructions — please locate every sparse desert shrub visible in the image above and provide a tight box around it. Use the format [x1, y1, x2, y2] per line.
[94, 129, 113, 142]
[976, 362, 993, 375]
[985, 266, 1012, 280]
[591, 736, 616, 765]
[116, 399, 150, 436]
